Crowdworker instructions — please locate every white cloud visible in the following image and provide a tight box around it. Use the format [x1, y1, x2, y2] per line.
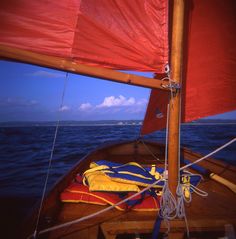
[136, 98, 148, 106]
[124, 99, 148, 113]
[96, 95, 136, 108]
[0, 97, 38, 107]
[59, 105, 70, 112]
[79, 103, 93, 111]
[29, 70, 65, 78]
[77, 96, 148, 117]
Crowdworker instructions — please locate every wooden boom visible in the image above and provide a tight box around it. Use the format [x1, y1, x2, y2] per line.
[0, 44, 171, 90]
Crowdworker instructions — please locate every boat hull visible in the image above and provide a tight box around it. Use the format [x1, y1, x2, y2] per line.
[22, 140, 236, 239]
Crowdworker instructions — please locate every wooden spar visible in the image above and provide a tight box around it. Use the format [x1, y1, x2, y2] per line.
[168, 0, 185, 197]
[0, 44, 170, 91]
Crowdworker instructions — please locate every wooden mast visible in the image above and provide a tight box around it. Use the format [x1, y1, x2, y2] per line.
[0, 45, 170, 91]
[168, 0, 185, 197]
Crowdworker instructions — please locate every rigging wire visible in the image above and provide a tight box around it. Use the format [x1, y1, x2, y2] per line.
[175, 84, 190, 237]
[159, 91, 179, 233]
[140, 140, 163, 162]
[32, 72, 69, 239]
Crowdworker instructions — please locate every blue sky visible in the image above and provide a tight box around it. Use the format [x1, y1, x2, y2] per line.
[0, 61, 151, 122]
[0, 60, 236, 122]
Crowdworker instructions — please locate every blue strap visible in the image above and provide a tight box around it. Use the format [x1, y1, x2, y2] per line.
[182, 158, 209, 175]
[151, 213, 162, 239]
[118, 192, 145, 207]
[118, 189, 157, 207]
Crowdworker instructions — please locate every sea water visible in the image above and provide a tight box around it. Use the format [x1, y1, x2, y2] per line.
[0, 122, 235, 238]
[0, 123, 235, 197]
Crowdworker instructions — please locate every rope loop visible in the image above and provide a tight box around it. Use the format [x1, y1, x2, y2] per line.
[159, 181, 177, 220]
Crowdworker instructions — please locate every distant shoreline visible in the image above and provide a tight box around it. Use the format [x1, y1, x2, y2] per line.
[0, 119, 236, 127]
[186, 122, 236, 125]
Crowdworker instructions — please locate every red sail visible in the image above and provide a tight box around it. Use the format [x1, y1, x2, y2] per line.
[141, 0, 236, 135]
[0, 0, 168, 73]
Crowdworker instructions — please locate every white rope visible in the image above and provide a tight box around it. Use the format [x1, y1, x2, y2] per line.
[174, 96, 235, 237]
[32, 73, 69, 239]
[159, 73, 192, 236]
[189, 184, 208, 197]
[177, 136, 236, 236]
[160, 69, 175, 105]
[176, 184, 186, 218]
[175, 85, 190, 235]
[176, 184, 189, 237]
[34, 178, 163, 236]
[158, 101, 179, 234]
[159, 180, 177, 221]
[164, 103, 170, 171]
[180, 138, 236, 171]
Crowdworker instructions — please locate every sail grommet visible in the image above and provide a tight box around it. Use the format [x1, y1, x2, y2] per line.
[164, 64, 170, 74]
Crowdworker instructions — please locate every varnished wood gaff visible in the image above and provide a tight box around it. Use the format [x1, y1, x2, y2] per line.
[0, 44, 171, 91]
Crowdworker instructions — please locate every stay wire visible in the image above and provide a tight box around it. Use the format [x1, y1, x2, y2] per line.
[140, 140, 163, 162]
[32, 72, 69, 238]
[159, 95, 176, 233]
